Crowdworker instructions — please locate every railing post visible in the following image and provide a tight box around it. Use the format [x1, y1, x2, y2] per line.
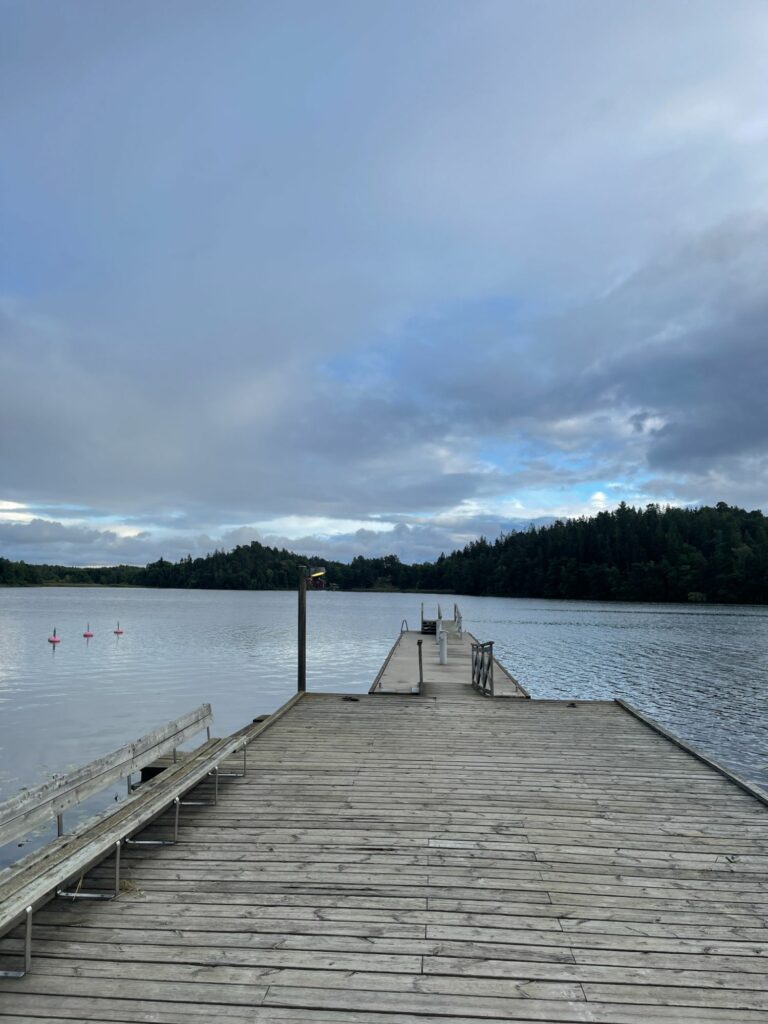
[417, 639, 423, 693]
[438, 629, 448, 665]
[470, 640, 494, 697]
[297, 566, 307, 693]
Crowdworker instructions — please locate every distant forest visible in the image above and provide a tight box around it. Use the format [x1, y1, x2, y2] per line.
[2, 503, 768, 604]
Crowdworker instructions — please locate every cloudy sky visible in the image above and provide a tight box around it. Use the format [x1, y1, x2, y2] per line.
[2, 0, 768, 567]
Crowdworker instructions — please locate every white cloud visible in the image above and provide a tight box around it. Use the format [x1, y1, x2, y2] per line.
[251, 516, 395, 540]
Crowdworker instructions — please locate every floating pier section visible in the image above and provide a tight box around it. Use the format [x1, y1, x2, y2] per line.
[370, 603, 527, 699]
[1, 606, 768, 1022]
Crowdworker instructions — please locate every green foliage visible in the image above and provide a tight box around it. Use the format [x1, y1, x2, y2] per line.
[141, 542, 318, 591]
[2, 504, 767, 603]
[406, 502, 768, 604]
[0, 558, 144, 587]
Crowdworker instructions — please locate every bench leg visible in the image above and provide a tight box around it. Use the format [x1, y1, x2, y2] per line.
[219, 744, 247, 778]
[0, 906, 32, 979]
[181, 766, 219, 806]
[125, 797, 180, 846]
[57, 841, 121, 901]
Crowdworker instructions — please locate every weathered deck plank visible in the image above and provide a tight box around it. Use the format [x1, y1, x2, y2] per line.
[1, 691, 767, 1022]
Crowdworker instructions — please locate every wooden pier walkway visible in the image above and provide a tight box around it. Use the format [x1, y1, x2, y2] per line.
[2, 648, 768, 1020]
[370, 629, 527, 698]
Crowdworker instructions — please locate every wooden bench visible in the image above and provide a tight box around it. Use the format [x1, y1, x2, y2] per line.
[0, 702, 274, 978]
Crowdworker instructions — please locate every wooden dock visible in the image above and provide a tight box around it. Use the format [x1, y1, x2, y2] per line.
[370, 629, 528, 698]
[2, 643, 768, 1020]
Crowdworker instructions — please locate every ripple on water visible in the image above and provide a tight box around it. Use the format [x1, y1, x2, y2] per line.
[0, 588, 765, 803]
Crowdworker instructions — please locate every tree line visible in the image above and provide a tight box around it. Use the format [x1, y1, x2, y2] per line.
[2, 502, 767, 604]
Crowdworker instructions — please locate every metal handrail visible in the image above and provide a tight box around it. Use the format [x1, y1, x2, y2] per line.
[401, 619, 409, 633]
[471, 641, 494, 697]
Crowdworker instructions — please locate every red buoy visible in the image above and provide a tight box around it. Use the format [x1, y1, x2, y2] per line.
[83, 623, 93, 638]
[114, 621, 123, 635]
[48, 627, 60, 645]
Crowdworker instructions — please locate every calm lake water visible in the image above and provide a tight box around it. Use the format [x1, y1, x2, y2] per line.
[1, 587, 766, 862]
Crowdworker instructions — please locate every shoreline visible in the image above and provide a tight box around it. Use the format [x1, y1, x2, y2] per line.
[2, 581, 768, 607]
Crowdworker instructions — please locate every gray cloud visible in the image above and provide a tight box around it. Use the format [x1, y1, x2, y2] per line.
[0, 519, 154, 567]
[0, 512, 557, 568]
[377, 216, 768, 507]
[2, 2, 768, 563]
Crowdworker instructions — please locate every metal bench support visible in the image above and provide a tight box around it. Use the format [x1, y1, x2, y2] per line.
[181, 766, 219, 806]
[125, 797, 181, 847]
[219, 744, 247, 779]
[57, 841, 121, 901]
[0, 907, 32, 979]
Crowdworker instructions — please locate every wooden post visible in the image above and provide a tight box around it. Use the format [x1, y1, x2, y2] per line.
[297, 566, 307, 693]
[438, 630, 448, 665]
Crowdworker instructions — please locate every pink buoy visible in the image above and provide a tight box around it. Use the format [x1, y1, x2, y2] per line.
[114, 621, 123, 635]
[83, 623, 93, 638]
[48, 627, 60, 645]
